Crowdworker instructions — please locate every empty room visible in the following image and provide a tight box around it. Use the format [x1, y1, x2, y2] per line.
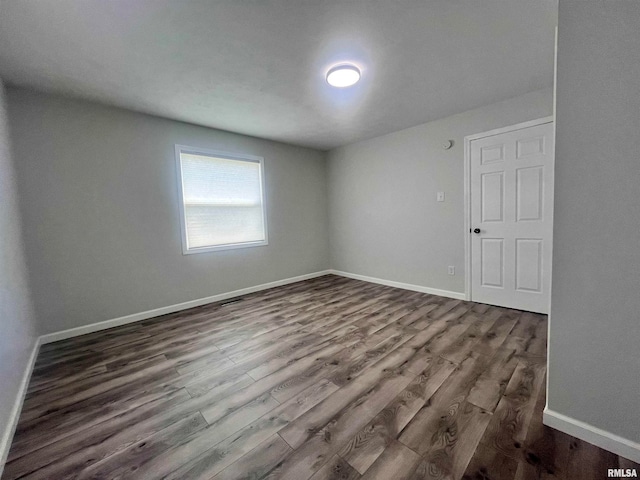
[1, 1, 639, 479]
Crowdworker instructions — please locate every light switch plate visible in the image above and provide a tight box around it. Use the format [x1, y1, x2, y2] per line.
[437, 191, 445, 202]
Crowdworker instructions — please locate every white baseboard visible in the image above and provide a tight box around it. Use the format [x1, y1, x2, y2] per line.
[543, 408, 640, 463]
[38, 269, 464, 345]
[0, 337, 41, 476]
[39, 270, 332, 344]
[329, 270, 466, 300]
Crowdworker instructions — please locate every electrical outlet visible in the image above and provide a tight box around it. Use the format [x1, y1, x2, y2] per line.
[448, 266, 455, 275]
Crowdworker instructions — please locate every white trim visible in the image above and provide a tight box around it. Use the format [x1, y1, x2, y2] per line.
[463, 137, 472, 301]
[39, 270, 332, 344]
[464, 116, 555, 143]
[0, 338, 41, 476]
[463, 116, 555, 303]
[544, 408, 640, 463]
[329, 270, 466, 300]
[546, 26, 560, 414]
[37, 270, 467, 345]
[174, 144, 269, 255]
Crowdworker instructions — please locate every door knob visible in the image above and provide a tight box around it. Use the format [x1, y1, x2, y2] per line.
[473, 228, 481, 234]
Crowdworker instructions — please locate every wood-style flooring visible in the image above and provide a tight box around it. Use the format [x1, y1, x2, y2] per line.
[3, 275, 637, 480]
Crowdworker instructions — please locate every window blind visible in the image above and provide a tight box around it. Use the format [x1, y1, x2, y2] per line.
[179, 152, 266, 250]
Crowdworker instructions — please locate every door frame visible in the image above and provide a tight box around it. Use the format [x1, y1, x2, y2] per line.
[463, 115, 555, 303]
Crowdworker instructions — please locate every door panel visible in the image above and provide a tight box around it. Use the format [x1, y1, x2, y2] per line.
[481, 238, 504, 287]
[515, 238, 542, 292]
[480, 143, 505, 164]
[516, 166, 543, 221]
[481, 172, 504, 222]
[470, 121, 554, 313]
[516, 135, 546, 158]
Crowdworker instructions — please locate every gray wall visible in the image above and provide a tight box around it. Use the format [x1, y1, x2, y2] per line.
[7, 88, 329, 334]
[0, 80, 37, 467]
[327, 88, 553, 294]
[548, 1, 640, 443]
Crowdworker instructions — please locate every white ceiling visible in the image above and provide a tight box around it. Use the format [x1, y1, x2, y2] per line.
[0, 1, 557, 151]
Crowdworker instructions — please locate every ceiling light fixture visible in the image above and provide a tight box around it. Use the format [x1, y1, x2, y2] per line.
[326, 64, 361, 88]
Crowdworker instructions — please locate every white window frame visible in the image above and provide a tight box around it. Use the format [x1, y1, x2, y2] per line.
[175, 144, 268, 254]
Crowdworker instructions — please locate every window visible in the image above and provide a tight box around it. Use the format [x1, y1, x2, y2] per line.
[175, 145, 268, 254]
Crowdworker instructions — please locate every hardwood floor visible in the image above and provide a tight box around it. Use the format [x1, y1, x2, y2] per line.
[3, 275, 637, 479]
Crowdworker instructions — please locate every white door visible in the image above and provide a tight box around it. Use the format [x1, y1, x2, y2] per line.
[470, 121, 554, 313]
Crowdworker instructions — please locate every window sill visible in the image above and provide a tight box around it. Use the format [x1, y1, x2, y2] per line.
[182, 240, 268, 255]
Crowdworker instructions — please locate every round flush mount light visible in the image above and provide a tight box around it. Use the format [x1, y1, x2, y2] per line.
[326, 64, 361, 87]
